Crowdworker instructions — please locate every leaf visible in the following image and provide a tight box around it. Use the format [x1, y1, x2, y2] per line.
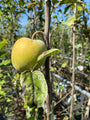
[63, 16, 75, 26]
[85, 7, 89, 13]
[6, 97, 14, 102]
[32, 71, 47, 107]
[0, 59, 11, 67]
[76, 44, 82, 48]
[27, 116, 35, 120]
[34, 49, 60, 70]
[38, 48, 60, 62]
[12, 73, 20, 82]
[0, 40, 8, 49]
[58, 86, 64, 90]
[0, 91, 6, 97]
[59, 0, 83, 5]
[64, 4, 73, 14]
[52, 0, 59, 5]
[0, 51, 7, 58]
[27, 2, 39, 9]
[53, 81, 58, 88]
[0, 10, 3, 15]
[61, 62, 67, 68]
[77, 6, 82, 11]
[0, 79, 5, 86]
[20, 71, 48, 108]
[50, 66, 57, 72]
[53, 15, 57, 19]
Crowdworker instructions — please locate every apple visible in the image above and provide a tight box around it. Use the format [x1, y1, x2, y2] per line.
[11, 37, 47, 71]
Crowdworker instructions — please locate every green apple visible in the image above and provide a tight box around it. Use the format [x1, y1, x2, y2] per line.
[11, 37, 47, 72]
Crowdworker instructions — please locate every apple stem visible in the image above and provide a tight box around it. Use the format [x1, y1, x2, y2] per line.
[32, 31, 46, 44]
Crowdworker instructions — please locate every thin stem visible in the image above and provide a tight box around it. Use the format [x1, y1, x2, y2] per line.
[32, 31, 46, 44]
[32, 31, 44, 39]
[70, 3, 77, 120]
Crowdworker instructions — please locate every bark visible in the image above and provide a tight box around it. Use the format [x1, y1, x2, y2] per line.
[44, 0, 51, 120]
[81, 0, 87, 29]
[11, 12, 15, 45]
[33, 7, 37, 33]
[70, 3, 77, 120]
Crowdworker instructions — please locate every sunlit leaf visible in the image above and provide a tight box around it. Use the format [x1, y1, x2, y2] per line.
[0, 51, 7, 58]
[27, 2, 39, 9]
[0, 40, 8, 49]
[53, 15, 57, 19]
[58, 86, 64, 90]
[0, 91, 6, 96]
[59, 0, 83, 5]
[6, 97, 14, 102]
[76, 44, 82, 48]
[37, 49, 60, 62]
[0, 10, 3, 15]
[34, 49, 60, 70]
[50, 66, 57, 72]
[0, 59, 11, 67]
[77, 6, 82, 11]
[12, 73, 20, 82]
[63, 16, 75, 26]
[61, 62, 67, 68]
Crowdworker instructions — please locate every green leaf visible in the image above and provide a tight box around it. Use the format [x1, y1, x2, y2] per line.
[0, 79, 5, 86]
[61, 62, 67, 68]
[20, 71, 47, 108]
[0, 10, 3, 15]
[64, 4, 73, 14]
[0, 51, 7, 58]
[77, 6, 82, 11]
[27, 2, 39, 9]
[38, 49, 60, 62]
[0, 91, 6, 97]
[50, 66, 57, 72]
[58, 86, 64, 90]
[52, 0, 59, 5]
[27, 116, 35, 120]
[0, 59, 11, 67]
[0, 40, 8, 49]
[12, 73, 20, 82]
[53, 81, 58, 88]
[76, 44, 82, 48]
[59, 0, 83, 5]
[63, 16, 75, 26]
[32, 71, 47, 107]
[6, 97, 14, 102]
[53, 15, 57, 19]
[34, 48, 60, 70]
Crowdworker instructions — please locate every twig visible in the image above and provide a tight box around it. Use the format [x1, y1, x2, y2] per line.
[54, 90, 71, 108]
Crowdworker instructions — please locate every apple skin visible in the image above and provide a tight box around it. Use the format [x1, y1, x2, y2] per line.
[11, 37, 47, 71]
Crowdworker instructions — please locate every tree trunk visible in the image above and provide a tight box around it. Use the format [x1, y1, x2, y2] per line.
[70, 3, 77, 120]
[81, 0, 87, 29]
[33, 7, 37, 33]
[11, 12, 15, 45]
[44, 0, 51, 120]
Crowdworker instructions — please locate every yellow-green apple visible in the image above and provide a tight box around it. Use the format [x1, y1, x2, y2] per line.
[11, 37, 47, 71]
